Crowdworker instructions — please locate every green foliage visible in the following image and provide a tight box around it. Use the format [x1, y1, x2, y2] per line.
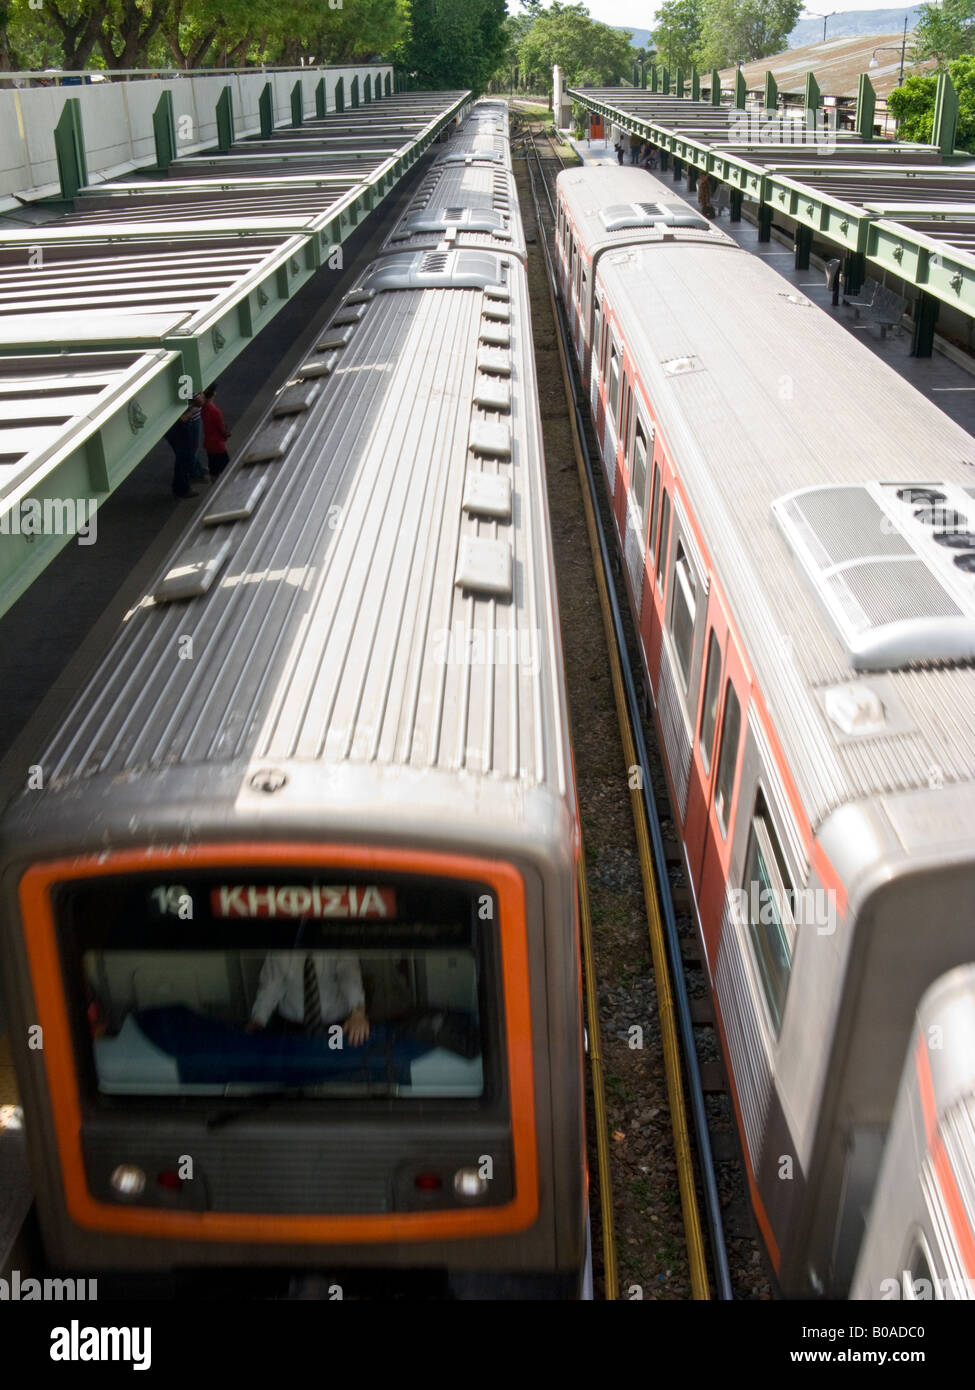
[888, 55, 975, 147]
[0, 0, 410, 71]
[402, 0, 507, 92]
[914, 0, 975, 67]
[515, 1, 634, 91]
[652, 0, 705, 73]
[696, 0, 804, 70]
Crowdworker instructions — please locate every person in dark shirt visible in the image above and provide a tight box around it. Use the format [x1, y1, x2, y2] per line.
[201, 383, 231, 479]
[164, 408, 198, 499]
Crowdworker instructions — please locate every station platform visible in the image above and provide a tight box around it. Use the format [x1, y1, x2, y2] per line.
[564, 131, 975, 433]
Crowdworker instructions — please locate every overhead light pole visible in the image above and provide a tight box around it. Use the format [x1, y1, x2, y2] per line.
[869, 17, 910, 86]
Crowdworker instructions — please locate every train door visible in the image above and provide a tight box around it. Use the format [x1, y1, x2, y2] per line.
[601, 328, 622, 497]
[614, 376, 632, 541]
[590, 294, 602, 411]
[623, 409, 654, 622]
[695, 607, 749, 966]
[644, 458, 671, 687]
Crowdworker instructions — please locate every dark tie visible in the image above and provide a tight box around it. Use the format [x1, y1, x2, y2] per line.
[303, 955, 322, 1034]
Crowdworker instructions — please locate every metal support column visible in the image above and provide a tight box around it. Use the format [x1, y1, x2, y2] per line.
[215, 86, 234, 153]
[290, 81, 303, 127]
[856, 73, 876, 141]
[334, 76, 345, 113]
[687, 165, 698, 191]
[315, 78, 327, 118]
[152, 89, 176, 171]
[259, 82, 274, 136]
[54, 98, 88, 199]
[711, 70, 721, 106]
[843, 251, 865, 294]
[794, 222, 813, 269]
[730, 189, 742, 222]
[911, 291, 939, 357]
[758, 203, 772, 242]
[673, 157, 683, 181]
[351, 75, 360, 108]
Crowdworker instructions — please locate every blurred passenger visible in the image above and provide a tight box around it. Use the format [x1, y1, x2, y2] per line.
[202, 383, 231, 479]
[246, 952, 370, 1045]
[164, 408, 198, 500]
[697, 170, 715, 219]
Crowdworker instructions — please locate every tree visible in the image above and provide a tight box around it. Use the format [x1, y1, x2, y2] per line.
[404, 0, 508, 92]
[652, 0, 705, 74]
[888, 54, 975, 147]
[914, 0, 975, 67]
[516, 2, 634, 90]
[697, 0, 803, 71]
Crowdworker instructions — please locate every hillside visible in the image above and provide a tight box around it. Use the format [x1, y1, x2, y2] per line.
[616, 8, 922, 54]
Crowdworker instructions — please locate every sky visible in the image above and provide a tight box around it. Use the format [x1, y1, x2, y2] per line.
[510, 0, 922, 26]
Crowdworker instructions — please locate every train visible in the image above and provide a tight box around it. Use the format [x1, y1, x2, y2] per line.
[0, 102, 588, 1298]
[556, 163, 975, 1298]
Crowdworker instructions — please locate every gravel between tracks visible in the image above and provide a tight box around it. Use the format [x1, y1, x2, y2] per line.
[513, 121, 772, 1302]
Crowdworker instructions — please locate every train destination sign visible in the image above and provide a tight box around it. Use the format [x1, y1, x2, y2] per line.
[209, 884, 397, 919]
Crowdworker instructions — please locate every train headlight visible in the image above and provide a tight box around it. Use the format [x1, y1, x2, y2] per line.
[453, 1167, 489, 1200]
[110, 1164, 146, 1197]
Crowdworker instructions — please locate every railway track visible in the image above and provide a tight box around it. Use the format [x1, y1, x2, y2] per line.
[517, 113, 763, 1301]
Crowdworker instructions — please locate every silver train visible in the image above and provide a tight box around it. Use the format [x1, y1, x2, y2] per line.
[557, 163, 975, 1298]
[0, 103, 587, 1296]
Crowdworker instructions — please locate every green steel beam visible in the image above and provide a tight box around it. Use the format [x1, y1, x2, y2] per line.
[734, 68, 746, 109]
[764, 71, 778, 113]
[856, 73, 875, 141]
[351, 75, 360, 108]
[259, 82, 274, 137]
[290, 81, 304, 127]
[805, 71, 820, 127]
[691, 67, 700, 101]
[364, 74, 372, 103]
[54, 98, 88, 200]
[315, 78, 327, 119]
[215, 86, 234, 153]
[711, 70, 721, 106]
[335, 76, 345, 113]
[933, 71, 959, 156]
[385, 72, 392, 97]
[676, 68, 685, 99]
[152, 89, 176, 172]
[0, 350, 180, 620]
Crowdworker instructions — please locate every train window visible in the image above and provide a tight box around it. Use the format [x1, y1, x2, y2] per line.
[648, 463, 661, 558]
[609, 346, 622, 425]
[670, 542, 697, 689]
[632, 420, 651, 521]
[656, 490, 671, 590]
[593, 301, 602, 368]
[713, 679, 741, 838]
[61, 873, 497, 1103]
[621, 381, 632, 453]
[698, 629, 722, 773]
[742, 798, 795, 1034]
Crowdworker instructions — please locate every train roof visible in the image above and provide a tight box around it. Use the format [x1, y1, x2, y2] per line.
[9, 249, 572, 860]
[557, 166, 733, 262]
[593, 223, 975, 830]
[380, 162, 525, 262]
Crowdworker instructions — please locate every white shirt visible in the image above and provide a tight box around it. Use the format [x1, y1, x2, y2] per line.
[250, 952, 365, 1027]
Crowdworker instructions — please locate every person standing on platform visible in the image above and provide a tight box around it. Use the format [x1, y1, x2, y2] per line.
[164, 408, 198, 500]
[201, 383, 231, 479]
[697, 170, 715, 219]
[185, 391, 208, 483]
[614, 138, 624, 165]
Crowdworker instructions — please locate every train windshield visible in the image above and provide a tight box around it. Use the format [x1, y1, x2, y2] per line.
[58, 872, 495, 1101]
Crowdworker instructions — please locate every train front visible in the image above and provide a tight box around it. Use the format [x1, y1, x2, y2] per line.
[0, 757, 583, 1294]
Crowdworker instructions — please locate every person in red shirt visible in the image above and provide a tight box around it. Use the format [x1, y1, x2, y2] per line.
[201, 383, 231, 479]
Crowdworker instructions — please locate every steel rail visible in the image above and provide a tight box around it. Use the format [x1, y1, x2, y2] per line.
[521, 118, 733, 1301]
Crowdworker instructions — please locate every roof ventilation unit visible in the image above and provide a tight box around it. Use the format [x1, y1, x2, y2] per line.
[772, 482, 975, 670]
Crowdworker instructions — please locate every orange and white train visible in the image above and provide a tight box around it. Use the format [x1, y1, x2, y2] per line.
[557, 164, 975, 1298]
